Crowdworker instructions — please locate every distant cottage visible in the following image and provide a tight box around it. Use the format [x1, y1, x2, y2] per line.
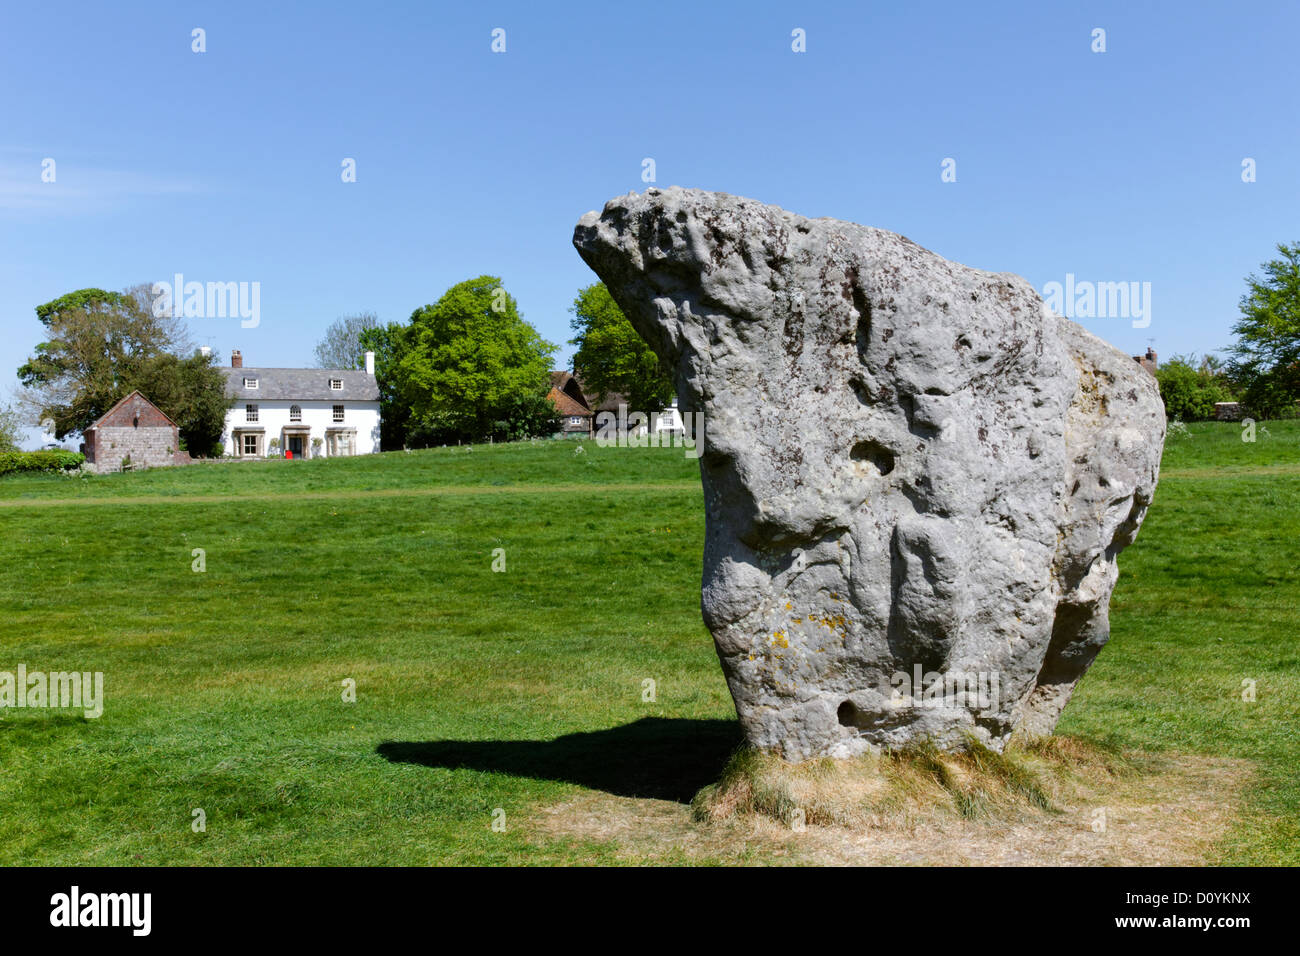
[560, 372, 679, 440]
[221, 350, 381, 458]
[547, 371, 594, 438]
[82, 391, 190, 473]
[545, 371, 677, 439]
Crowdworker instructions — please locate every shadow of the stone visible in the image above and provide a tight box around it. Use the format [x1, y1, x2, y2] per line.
[377, 716, 742, 803]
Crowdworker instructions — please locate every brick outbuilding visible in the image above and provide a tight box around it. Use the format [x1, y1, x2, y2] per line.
[82, 391, 189, 473]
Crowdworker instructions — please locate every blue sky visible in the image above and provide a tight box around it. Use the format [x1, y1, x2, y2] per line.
[3, 1, 1298, 446]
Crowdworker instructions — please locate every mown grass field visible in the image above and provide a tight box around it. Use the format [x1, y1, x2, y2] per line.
[0, 423, 1296, 865]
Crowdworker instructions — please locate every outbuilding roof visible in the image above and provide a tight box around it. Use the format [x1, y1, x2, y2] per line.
[571, 373, 627, 413]
[84, 390, 178, 431]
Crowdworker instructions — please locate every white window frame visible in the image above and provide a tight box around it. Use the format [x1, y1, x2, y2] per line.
[243, 377, 258, 389]
[246, 404, 258, 423]
[289, 404, 302, 422]
[332, 404, 345, 423]
[329, 379, 343, 390]
[242, 434, 258, 456]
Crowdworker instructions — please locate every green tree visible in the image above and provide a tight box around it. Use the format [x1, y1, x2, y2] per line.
[17, 284, 227, 449]
[358, 321, 410, 449]
[568, 282, 674, 412]
[385, 277, 558, 445]
[0, 403, 23, 452]
[1154, 354, 1235, 421]
[313, 312, 379, 369]
[133, 351, 231, 457]
[1227, 242, 1300, 418]
[18, 285, 189, 437]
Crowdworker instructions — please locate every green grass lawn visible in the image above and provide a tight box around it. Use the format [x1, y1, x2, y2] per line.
[0, 426, 1296, 865]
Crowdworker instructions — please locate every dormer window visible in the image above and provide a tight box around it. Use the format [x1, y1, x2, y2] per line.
[329, 379, 343, 390]
[244, 377, 258, 389]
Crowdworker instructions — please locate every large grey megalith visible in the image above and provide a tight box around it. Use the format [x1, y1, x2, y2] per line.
[574, 187, 1165, 760]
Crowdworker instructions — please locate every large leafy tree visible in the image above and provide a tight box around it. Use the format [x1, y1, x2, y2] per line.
[380, 277, 558, 446]
[18, 285, 188, 437]
[568, 282, 673, 412]
[313, 311, 379, 369]
[1227, 242, 1300, 418]
[17, 285, 228, 451]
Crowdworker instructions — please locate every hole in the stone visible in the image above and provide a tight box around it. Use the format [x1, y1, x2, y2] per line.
[849, 376, 873, 406]
[851, 440, 895, 476]
[837, 700, 857, 727]
[854, 295, 872, 364]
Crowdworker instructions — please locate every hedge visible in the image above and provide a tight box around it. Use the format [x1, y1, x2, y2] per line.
[0, 450, 86, 477]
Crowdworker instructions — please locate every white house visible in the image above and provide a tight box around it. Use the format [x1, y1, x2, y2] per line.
[220, 350, 381, 459]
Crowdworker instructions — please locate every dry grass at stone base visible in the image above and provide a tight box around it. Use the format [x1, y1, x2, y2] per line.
[530, 736, 1251, 865]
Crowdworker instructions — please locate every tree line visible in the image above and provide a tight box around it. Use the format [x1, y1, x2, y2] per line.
[310, 276, 672, 449]
[8, 276, 673, 454]
[313, 275, 672, 449]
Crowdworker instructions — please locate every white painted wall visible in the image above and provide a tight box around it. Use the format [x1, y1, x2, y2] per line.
[222, 399, 381, 458]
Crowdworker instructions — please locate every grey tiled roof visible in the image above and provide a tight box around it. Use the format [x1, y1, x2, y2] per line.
[222, 367, 380, 401]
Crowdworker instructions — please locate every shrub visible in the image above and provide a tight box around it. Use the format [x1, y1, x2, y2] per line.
[1154, 355, 1237, 421]
[0, 450, 86, 477]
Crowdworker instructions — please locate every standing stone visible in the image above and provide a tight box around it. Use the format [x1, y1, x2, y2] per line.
[574, 187, 1165, 760]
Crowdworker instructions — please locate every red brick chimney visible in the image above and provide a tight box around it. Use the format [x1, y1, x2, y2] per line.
[231, 350, 242, 368]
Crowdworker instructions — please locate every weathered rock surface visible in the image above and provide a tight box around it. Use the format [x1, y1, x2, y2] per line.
[574, 188, 1165, 760]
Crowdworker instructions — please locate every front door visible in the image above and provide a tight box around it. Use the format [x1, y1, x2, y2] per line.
[287, 435, 304, 458]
